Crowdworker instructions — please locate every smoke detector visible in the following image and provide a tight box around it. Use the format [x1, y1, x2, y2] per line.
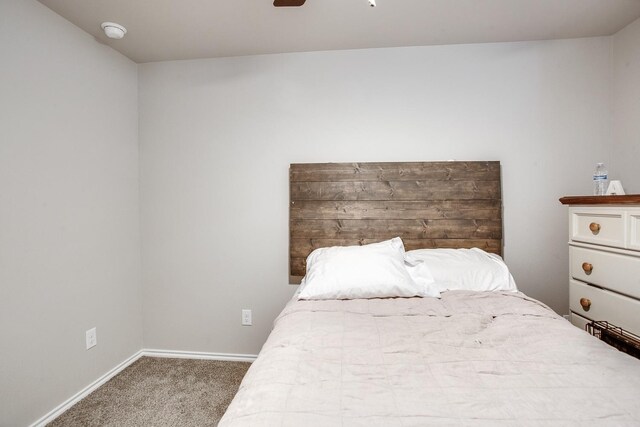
[101, 22, 127, 39]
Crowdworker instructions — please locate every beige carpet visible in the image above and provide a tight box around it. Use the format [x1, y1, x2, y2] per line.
[48, 357, 251, 427]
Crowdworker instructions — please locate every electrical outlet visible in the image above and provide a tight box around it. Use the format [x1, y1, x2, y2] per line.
[241, 309, 252, 326]
[86, 327, 97, 350]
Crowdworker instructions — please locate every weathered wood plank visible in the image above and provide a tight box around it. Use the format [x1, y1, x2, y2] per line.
[290, 258, 307, 277]
[290, 219, 502, 239]
[291, 238, 502, 258]
[291, 180, 500, 201]
[290, 200, 502, 220]
[290, 161, 500, 182]
[401, 238, 502, 253]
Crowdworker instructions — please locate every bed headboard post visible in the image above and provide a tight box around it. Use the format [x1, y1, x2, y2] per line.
[289, 161, 502, 278]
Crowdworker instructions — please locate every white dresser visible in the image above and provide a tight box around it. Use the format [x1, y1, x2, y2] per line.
[560, 195, 640, 338]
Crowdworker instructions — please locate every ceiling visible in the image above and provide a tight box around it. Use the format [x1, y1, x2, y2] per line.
[39, 0, 640, 63]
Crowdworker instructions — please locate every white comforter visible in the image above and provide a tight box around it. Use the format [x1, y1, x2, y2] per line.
[220, 291, 640, 426]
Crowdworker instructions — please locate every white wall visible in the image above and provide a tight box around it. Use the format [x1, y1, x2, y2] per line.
[1, 3, 630, 421]
[139, 37, 612, 355]
[0, 1, 141, 426]
[612, 17, 640, 193]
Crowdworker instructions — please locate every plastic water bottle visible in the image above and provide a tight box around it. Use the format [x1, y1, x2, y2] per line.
[593, 163, 608, 196]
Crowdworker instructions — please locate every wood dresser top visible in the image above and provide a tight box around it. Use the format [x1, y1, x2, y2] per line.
[559, 195, 640, 205]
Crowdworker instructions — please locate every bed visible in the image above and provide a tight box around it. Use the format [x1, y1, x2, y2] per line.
[219, 162, 640, 426]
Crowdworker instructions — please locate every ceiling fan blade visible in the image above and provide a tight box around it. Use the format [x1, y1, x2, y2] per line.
[273, 0, 306, 6]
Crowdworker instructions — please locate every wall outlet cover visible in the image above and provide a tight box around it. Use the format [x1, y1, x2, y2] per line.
[241, 309, 252, 326]
[86, 327, 97, 349]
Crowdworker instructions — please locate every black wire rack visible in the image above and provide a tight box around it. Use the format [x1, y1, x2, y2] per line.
[587, 321, 640, 359]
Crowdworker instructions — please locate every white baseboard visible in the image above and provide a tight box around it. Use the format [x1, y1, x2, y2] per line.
[29, 348, 257, 427]
[142, 348, 258, 362]
[30, 349, 144, 427]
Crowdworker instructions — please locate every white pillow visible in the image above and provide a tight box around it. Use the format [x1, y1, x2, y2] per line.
[404, 256, 438, 296]
[404, 247, 518, 292]
[298, 237, 440, 300]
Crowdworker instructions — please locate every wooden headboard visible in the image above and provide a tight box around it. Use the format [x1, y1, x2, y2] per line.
[289, 161, 502, 277]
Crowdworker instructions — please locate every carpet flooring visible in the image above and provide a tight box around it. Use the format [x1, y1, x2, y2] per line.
[48, 357, 251, 427]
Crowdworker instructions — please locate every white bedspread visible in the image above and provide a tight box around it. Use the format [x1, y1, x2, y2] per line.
[219, 291, 640, 426]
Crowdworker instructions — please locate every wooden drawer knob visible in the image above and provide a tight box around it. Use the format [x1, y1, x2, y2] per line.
[582, 262, 593, 274]
[580, 297, 592, 311]
[589, 222, 601, 234]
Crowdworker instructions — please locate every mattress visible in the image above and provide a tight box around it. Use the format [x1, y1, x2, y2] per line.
[219, 291, 640, 426]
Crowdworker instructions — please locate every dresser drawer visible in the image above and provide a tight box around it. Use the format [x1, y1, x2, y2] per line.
[570, 279, 640, 337]
[570, 210, 625, 248]
[570, 312, 591, 332]
[570, 246, 640, 299]
[630, 212, 640, 251]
